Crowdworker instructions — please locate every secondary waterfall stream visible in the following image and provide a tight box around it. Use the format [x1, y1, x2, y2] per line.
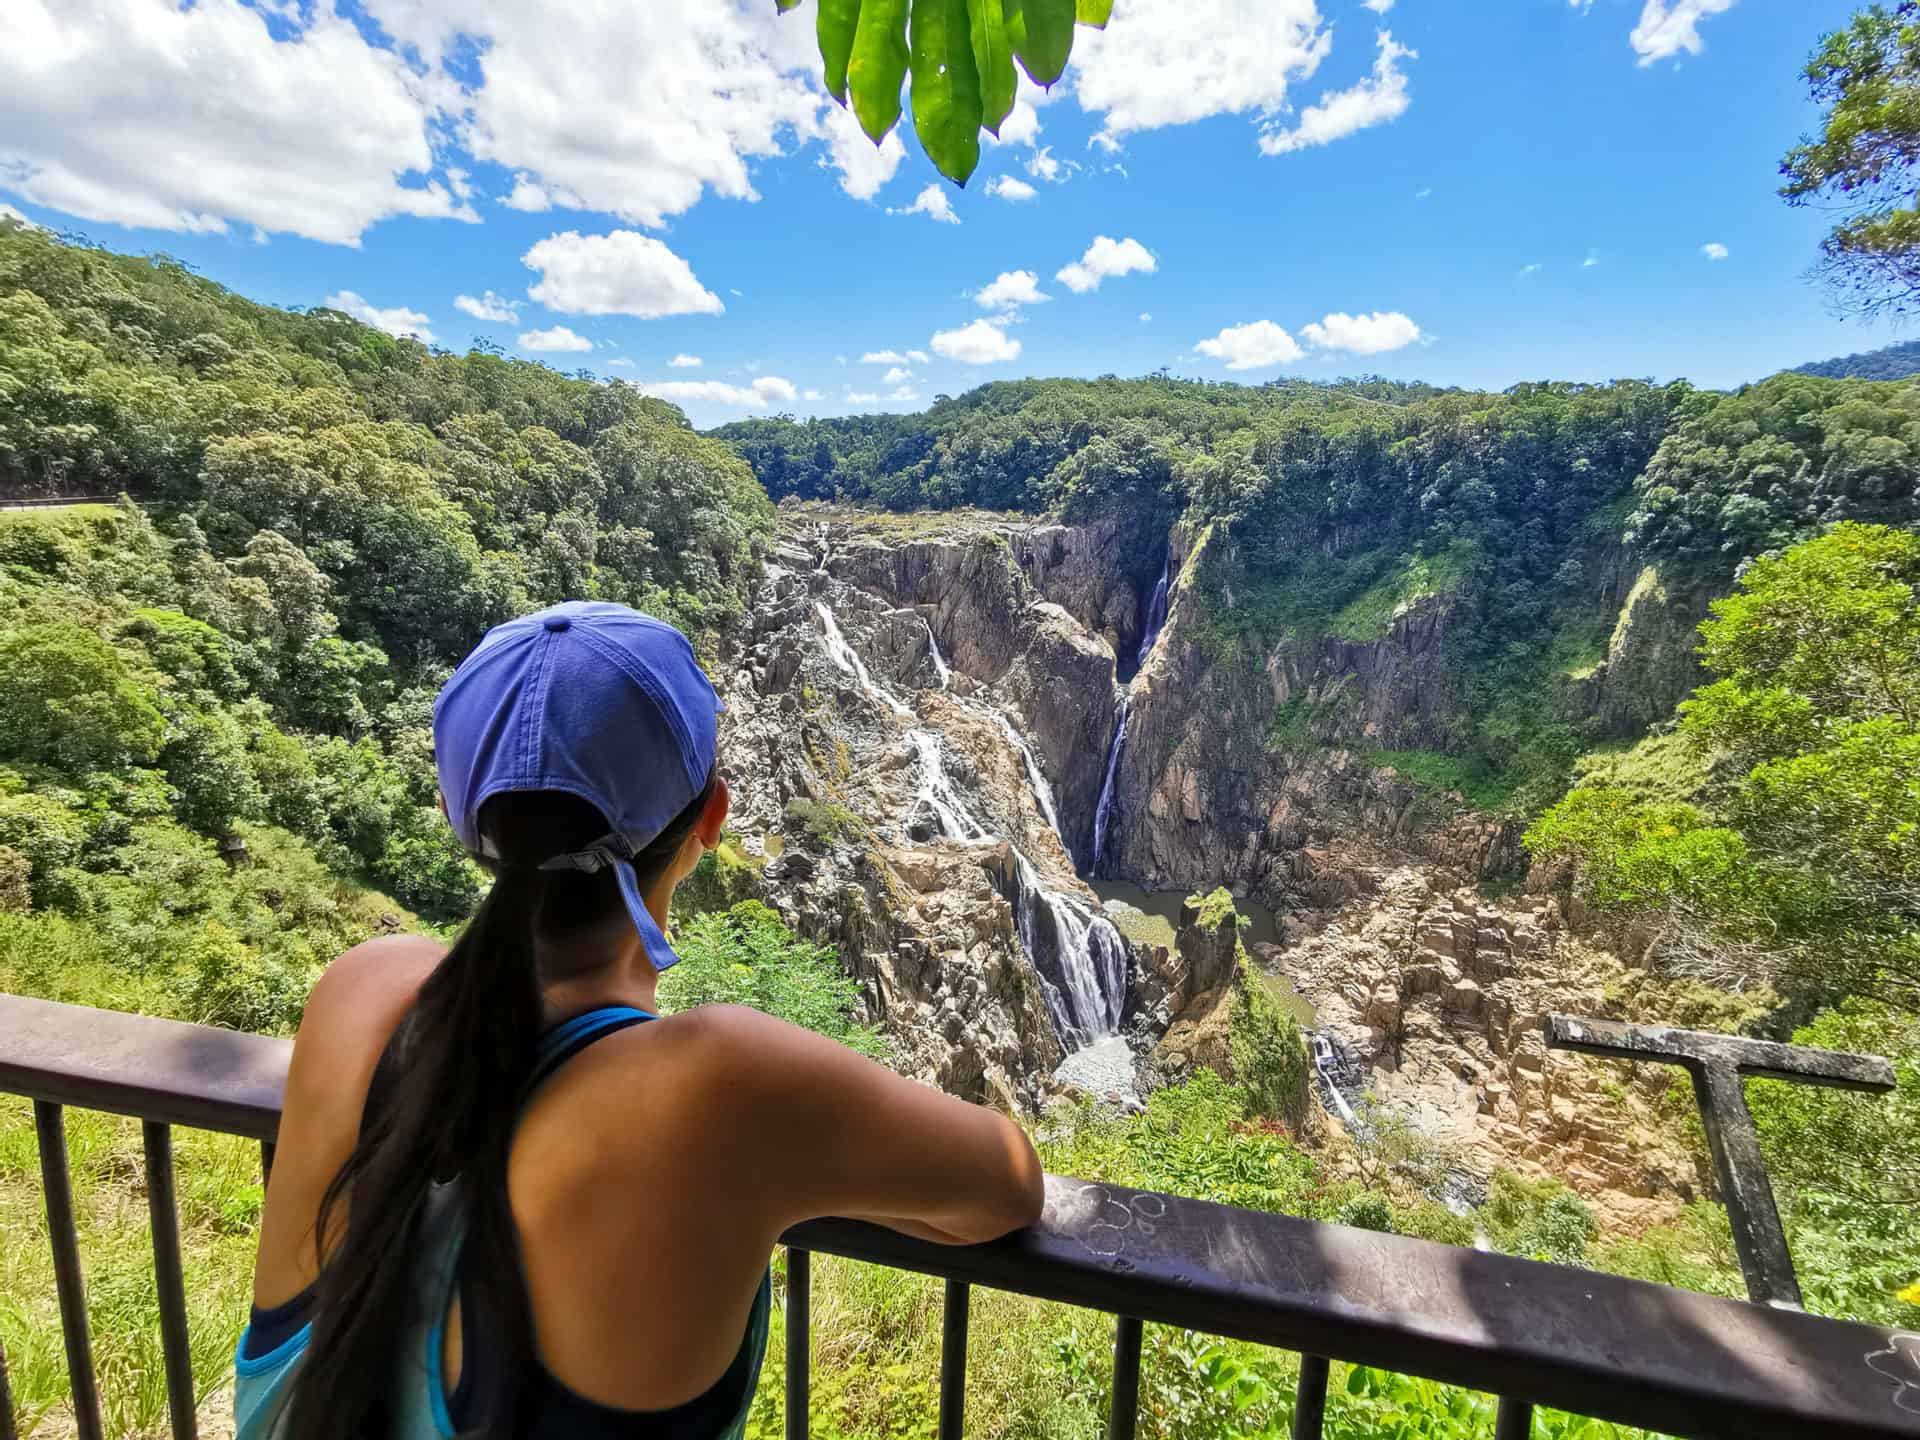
[1090, 549, 1173, 874]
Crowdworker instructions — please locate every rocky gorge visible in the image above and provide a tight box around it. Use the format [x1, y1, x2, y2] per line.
[699, 502, 1723, 1217]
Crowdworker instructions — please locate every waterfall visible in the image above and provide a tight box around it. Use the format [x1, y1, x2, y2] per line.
[1010, 851, 1129, 1050]
[908, 730, 988, 841]
[1091, 699, 1129, 869]
[984, 707, 1061, 837]
[924, 618, 952, 689]
[908, 723, 1125, 1052]
[815, 601, 913, 718]
[1136, 551, 1171, 667]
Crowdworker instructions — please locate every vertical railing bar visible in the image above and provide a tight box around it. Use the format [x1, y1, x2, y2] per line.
[34, 1101, 103, 1440]
[1494, 1396, 1533, 1440]
[1107, 1315, 1143, 1440]
[143, 1122, 198, 1440]
[785, 1246, 810, 1440]
[1291, 1354, 1329, 1440]
[938, 1279, 970, 1440]
[260, 1140, 276, 1185]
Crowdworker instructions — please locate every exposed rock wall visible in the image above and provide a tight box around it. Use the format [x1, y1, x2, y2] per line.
[1282, 868, 1700, 1226]
[1105, 526, 1520, 909]
[824, 524, 1124, 866]
[1572, 564, 1715, 738]
[708, 520, 1125, 1105]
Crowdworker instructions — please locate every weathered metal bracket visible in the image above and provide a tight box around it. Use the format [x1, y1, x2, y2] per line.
[1545, 1014, 1897, 1309]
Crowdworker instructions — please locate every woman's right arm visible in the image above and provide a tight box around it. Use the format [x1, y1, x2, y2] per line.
[694, 1005, 1046, 1245]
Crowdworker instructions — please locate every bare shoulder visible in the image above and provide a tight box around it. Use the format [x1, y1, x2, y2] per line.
[288, 934, 446, 1089]
[304, 932, 446, 1022]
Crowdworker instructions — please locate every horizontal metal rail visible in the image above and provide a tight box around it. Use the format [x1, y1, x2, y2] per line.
[3, 992, 1918, 1440]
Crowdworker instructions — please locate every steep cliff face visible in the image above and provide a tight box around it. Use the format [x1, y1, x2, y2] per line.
[1572, 564, 1715, 738]
[1103, 526, 1521, 910]
[708, 513, 1136, 1103]
[821, 519, 1126, 867]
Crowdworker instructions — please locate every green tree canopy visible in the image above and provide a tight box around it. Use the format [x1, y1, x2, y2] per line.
[1781, 2, 1920, 317]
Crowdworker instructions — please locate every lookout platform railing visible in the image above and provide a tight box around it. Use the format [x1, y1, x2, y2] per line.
[1, 992, 1917, 1440]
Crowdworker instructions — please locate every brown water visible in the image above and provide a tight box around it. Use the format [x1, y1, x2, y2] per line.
[1088, 881, 1317, 1026]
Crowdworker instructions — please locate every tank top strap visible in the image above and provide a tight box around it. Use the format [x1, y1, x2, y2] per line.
[527, 1005, 654, 1096]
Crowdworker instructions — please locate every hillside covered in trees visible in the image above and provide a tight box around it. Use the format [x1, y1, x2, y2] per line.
[0, 217, 772, 1031]
[1791, 337, 1920, 382]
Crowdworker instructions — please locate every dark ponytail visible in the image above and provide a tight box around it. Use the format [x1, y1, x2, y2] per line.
[285, 776, 716, 1440]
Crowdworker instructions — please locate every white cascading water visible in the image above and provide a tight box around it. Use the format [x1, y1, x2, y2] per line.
[908, 729, 989, 841]
[815, 601, 914, 719]
[1010, 851, 1128, 1051]
[904, 707, 1127, 1052]
[1136, 552, 1171, 667]
[1090, 552, 1173, 872]
[923, 617, 952, 689]
[1090, 700, 1128, 869]
[984, 707, 1062, 837]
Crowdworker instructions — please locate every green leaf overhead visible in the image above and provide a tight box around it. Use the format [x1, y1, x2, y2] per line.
[1007, 0, 1074, 86]
[910, 0, 986, 184]
[787, 0, 1107, 180]
[968, 0, 1019, 135]
[849, 0, 913, 142]
[817, 0, 862, 103]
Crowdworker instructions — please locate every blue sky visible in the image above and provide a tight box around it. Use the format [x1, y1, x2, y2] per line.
[0, 0, 1883, 427]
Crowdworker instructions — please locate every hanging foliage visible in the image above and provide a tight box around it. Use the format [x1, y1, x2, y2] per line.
[778, 0, 1112, 184]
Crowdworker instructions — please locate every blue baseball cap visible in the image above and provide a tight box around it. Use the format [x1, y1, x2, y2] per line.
[432, 600, 724, 972]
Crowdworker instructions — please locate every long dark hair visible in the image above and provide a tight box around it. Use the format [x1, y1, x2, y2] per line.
[285, 774, 717, 1440]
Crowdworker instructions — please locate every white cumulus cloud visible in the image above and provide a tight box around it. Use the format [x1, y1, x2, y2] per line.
[454, 291, 521, 324]
[1299, 310, 1422, 354]
[607, 357, 636, 367]
[819, 101, 907, 201]
[883, 366, 914, 384]
[0, 0, 473, 245]
[985, 175, 1038, 202]
[669, 353, 704, 367]
[931, 318, 1022, 365]
[635, 375, 798, 408]
[1259, 31, 1415, 155]
[860, 349, 929, 365]
[889, 183, 960, 224]
[1139, 312, 1153, 323]
[1057, 236, 1157, 294]
[1630, 0, 1736, 66]
[359, 0, 881, 228]
[1070, 0, 1332, 151]
[845, 390, 883, 404]
[1195, 320, 1303, 370]
[976, 270, 1051, 311]
[520, 325, 594, 353]
[324, 290, 434, 342]
[522, 230, 723, 319]
[1701, 241, 1729, 260]
[1363, 0, 1394, 10]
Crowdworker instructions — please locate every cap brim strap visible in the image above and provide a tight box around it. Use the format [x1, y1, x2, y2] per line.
[614, 860, 683, 973]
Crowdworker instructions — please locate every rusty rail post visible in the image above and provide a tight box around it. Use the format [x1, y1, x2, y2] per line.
[1546, 1015, 1896, 1308]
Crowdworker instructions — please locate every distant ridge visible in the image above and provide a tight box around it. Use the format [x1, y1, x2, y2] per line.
[1789, 338, 1920, 381]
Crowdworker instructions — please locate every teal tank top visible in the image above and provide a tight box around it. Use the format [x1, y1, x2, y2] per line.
[233, 1006, 770, 1439]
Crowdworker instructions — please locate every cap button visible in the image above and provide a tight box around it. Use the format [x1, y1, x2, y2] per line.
[543, 615, 572, 633]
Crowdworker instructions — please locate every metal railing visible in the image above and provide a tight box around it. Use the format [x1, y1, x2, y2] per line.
[2, 991, 1916, 1440]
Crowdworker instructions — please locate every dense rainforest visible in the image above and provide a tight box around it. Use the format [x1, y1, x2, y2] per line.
[3, 218, 1919, 1437]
